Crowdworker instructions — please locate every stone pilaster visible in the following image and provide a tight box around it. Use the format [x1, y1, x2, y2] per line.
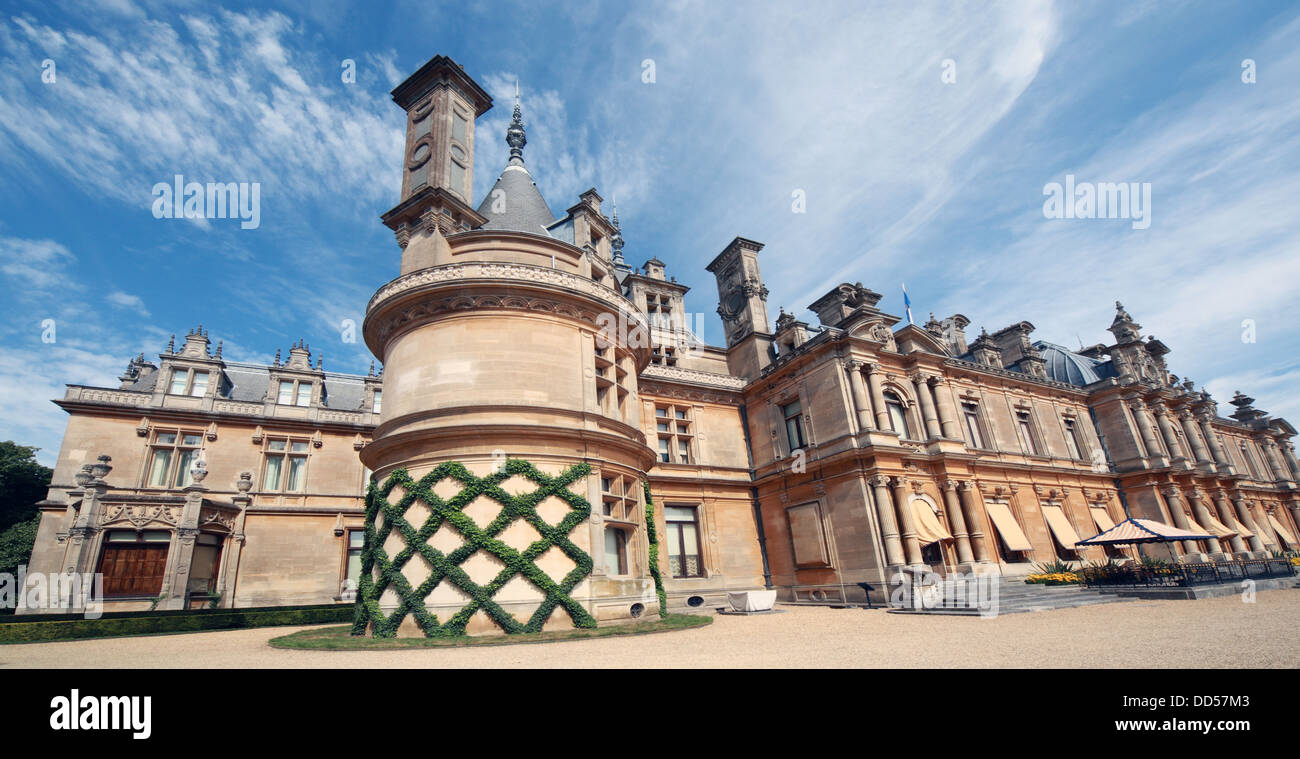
[931, 377, 960, 440]
[845, 360, 873, 432]
[1212, 491, 1248, 554]
[911, 373, 942, 441]
[957, 481, 991, 563]
[869, 475, 906, 567]
[941, 480, 974, 564]
[890, 476, 924, 566]
[865, 363, 890, 432]
[1232, 495, 1267, 553]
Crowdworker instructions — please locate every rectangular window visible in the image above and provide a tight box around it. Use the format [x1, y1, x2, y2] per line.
[654, 405, 694, 464]
[962, 403, 984, 449]
[372, 390, 382, 414]
[167, 368, 209, 396]
[782, 400, 806, 451]
[344, 530, 364, 591]
[604, 527, 628, 575]
[276, 379, 313, 407]
[189, 370, 209, 396]
[263, 437, 309, 492]
[98, 530, 171, 597]
[600, 473, 639, 522]
[1063, 418, 1084, 460]
[1016, 411, 1038, 456]
[146, 430, 203, 489]
[665, 506, 703, 578]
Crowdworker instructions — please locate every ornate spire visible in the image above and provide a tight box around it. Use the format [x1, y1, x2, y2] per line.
[506, 81, 527, 167]
[610, 195, 626, 267]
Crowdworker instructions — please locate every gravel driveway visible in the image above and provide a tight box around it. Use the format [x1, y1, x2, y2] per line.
[3, 589, 1296, 668]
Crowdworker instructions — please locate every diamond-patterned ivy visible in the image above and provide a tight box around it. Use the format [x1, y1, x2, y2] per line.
[352, 459, 598, 637]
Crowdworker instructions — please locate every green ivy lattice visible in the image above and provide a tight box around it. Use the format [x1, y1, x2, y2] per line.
[351, 459, 597, 637]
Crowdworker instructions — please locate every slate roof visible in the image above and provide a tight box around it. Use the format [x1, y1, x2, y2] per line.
[475, 164, 557, 235]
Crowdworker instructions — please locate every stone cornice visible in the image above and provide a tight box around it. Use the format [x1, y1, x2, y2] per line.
[638, 364, 748, 391]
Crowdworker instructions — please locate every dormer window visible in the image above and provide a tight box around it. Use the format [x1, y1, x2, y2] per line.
[277, 379, 312, 407]
[167, 368, 209, 397]
[372, 390, 383, 414]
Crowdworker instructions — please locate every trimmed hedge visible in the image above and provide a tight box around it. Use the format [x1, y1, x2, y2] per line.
[0, 603, 351, 644]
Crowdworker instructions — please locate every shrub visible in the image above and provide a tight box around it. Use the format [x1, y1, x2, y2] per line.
[0, 604, 352, 644]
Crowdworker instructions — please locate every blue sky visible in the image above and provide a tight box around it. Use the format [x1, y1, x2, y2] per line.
[2, 0, 1299, 466]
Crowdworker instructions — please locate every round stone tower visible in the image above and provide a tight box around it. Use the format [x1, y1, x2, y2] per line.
[357, 55, 657, 637]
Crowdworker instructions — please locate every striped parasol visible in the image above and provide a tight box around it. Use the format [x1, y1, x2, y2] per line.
[1076, 517, 1208, 546]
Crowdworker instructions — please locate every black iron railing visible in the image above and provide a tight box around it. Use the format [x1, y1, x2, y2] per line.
[1080, 558, 1295, 588]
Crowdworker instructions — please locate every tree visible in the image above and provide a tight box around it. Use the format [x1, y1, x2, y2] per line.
[0, 441, 53, 534]
[0, 515, 40, 579]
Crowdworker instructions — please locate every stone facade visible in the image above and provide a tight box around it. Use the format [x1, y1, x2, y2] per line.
[23, 55, 1300, 625]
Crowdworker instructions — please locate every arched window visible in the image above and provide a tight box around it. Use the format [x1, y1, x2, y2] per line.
[884, 392, 912, 439]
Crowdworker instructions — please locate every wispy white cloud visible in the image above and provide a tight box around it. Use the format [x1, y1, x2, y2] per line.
[105, 290, 149, 316]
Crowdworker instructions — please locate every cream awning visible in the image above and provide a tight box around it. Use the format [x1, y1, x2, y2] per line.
[1268, 514, 1297, 547]
[1089, 506, 1116, 533]
[1181, 516, 1211, 537]
[1230, 518, 1254, 539]
[985, 502, 1033, 552]
[1041, 505, 1082, 550]
[910, 500, 953, 546]
[1197, 512, 1237, 539]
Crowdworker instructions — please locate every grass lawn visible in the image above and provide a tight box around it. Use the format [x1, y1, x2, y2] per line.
[268, 613, 712, 650]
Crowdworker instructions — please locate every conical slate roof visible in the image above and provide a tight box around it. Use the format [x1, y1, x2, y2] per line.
[475, 94, 556, 235]
[476, 165, 555, 234]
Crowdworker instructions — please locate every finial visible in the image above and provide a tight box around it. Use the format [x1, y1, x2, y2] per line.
[274, 348, 281, 367]
[506, 85, 527, 166]
[316, 353, 323, 370]
[215, 340, 223, 359]
[166, 334, 175, 353]
[610, 195, 625, 265]
[368, 360, 375, 377]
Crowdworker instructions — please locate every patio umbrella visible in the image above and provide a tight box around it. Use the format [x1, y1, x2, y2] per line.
[1076, 517, 1207, 557]
[1076, 517, 1207, 545]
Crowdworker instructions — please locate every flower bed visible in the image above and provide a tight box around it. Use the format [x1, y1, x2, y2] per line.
[1024, 572, 1082, 586]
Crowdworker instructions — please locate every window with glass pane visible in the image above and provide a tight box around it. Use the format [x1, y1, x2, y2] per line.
[278, 381, 294, 404]
[885, 393, 911, 439]
[263, 438, 308, 492]
[146, 430, 202, 489]
[962, 403, 983, 448]
[344, 530, 364, 590]
[654, 404, 694, 464]
[169, 370, 188, 394]
[373, 390, 382, 414]
[665, 506, 702, 578]
[1063, 418, 1083, 459]
[1016, 412, 1038, 455]
[189, 370, 208, 396]
[294, 382, 311, 406]
[604, 527, 627, 575]
[782, 400, 805, 450]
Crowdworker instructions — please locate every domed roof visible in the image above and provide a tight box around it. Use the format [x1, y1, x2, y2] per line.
[1034, 341, 1109, 386]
